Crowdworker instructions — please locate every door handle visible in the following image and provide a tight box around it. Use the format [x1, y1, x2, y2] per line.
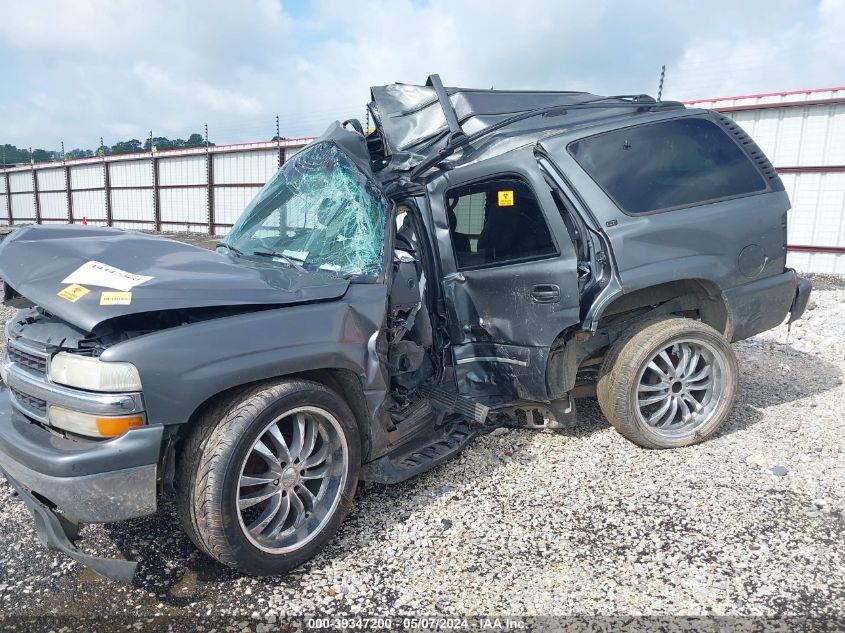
[532, 284, 561, 304]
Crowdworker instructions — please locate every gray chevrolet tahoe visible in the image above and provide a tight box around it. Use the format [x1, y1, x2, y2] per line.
[0, 75, 811, 581]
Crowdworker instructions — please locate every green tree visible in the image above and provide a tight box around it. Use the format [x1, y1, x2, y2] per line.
[1, 144, 31, 164]
[110, 139, 142, 155]
[185, 133, 204, 147]
[32, 149, 59, 163]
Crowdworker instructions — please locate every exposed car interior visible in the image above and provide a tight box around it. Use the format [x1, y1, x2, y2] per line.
[447, 178, 557, 269]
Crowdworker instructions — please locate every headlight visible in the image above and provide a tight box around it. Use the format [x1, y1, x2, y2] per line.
[48, 353, 142, 392]
[48, 406, 145, 438]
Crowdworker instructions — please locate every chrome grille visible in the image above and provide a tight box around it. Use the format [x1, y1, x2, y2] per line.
[7, 340, 48, 374]
[10, 386, 48, 419]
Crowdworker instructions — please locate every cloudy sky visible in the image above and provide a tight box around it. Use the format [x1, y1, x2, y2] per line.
[1, 0, 843, 150]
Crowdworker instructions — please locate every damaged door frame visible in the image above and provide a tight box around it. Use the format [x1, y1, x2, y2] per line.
[422, 147, 582, 404]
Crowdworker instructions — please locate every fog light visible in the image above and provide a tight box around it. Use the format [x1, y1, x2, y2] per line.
[48, 406, 145, 438]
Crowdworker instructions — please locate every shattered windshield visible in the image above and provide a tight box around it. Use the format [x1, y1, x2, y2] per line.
[225, 142, 388, 278]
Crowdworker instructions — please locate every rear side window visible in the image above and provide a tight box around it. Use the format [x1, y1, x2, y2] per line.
[568, 117, 768, 214]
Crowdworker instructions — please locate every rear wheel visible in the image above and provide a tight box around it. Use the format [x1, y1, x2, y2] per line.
[176, 379, 361, 575]
[597, 317, 737, 449]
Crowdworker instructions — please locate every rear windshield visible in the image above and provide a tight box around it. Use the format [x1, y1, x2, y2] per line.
[568, 117, 768, 214]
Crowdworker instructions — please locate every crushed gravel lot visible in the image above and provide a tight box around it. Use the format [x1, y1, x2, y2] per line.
[0, 232, 842, 630]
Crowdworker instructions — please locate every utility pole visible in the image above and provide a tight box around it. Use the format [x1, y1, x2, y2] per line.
[657, 64, 666, 101]
[204, 124, 209, 148]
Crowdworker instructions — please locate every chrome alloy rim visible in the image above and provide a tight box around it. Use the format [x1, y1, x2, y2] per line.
[634, 339, 726, 437]
[236, 406, 348, 553]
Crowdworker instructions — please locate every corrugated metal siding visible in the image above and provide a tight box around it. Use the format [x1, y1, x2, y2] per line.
[213, 150, 278, 184]
[70, 164, 105, 189]
[160, 187, 207, 224]
[729, 105, 845, 167]
[109, 160, 152, 188]
[110, 188, 154, 221]
[214, 186, 261, 225]
[0, 140, 307, 232]
[10, 193, 36, 220]
[8, 172, 32, 193]
[37, 167, 66, 192]
[0, 175, 6, 222]
[71, 190, 107, 221]
[159, 155, 206, 186]
[38, 192, 68, 220]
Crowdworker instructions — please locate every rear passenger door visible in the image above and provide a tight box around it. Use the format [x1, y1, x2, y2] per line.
[426, 149, 580, 401]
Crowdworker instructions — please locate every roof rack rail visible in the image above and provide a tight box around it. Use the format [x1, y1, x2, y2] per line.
[409, 90, 684, 180]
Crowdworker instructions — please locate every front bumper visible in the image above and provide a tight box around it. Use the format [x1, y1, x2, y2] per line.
[0, 387, 163, 582]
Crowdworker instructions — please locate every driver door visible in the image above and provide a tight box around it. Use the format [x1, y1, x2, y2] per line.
[426, 148, 581, 402]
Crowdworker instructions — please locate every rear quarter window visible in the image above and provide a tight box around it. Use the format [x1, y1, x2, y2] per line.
[567, 117, 768, 214]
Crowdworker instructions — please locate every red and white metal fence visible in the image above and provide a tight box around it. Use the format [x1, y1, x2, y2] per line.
[2, 87, 844, 273]
[0, 138, 311, 236]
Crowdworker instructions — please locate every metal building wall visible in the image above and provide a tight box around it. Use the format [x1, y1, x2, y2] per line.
[687, 87, 845, 275]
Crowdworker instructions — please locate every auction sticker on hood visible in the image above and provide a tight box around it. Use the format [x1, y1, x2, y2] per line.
[57, 284, 91, 302]
[62, 261, 154, 292]
[100, 291, 132, 306]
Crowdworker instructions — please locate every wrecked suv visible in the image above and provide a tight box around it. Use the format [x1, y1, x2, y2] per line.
[0, 75, 811, 581]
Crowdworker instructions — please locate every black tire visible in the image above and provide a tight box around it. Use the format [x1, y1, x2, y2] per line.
[175, 379, 361, 575]
[596, 316, 738, 449]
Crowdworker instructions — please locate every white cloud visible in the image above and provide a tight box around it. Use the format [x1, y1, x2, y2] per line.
[0, 0, 842, 149]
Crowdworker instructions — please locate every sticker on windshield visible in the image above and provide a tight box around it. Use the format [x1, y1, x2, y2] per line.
[100, 291, 132, 306]
[62, 261, 153, 292]
[497, 190, 515, 207]
[57, 284, 90, 303]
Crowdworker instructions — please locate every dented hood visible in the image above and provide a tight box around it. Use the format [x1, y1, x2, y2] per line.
[0, 225, 350, 332]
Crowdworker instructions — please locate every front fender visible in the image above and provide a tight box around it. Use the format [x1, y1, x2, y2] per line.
[101, 285, 387, 426]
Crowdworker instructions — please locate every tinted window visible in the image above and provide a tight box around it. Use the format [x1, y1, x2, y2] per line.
[568, 117, 768, 214]
[446, 177, 557, 269]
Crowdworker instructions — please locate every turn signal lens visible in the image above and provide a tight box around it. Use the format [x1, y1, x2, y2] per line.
[96, 416, 145, 437]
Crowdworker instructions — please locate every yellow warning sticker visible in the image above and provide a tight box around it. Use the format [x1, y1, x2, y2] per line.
[57, 284, 90, 303]
[100, 291, 132, 306]
[497, 190, 515, 206]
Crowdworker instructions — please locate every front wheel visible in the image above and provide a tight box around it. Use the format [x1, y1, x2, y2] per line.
[176, 379, 361, 575]
[597, 317, 738, 449]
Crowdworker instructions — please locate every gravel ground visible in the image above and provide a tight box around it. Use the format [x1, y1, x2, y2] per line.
[0, 232, 842, 630]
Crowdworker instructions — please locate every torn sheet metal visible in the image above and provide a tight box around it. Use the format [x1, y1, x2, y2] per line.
[369, 83, 634, 172]
[452, 341, 548, 402]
